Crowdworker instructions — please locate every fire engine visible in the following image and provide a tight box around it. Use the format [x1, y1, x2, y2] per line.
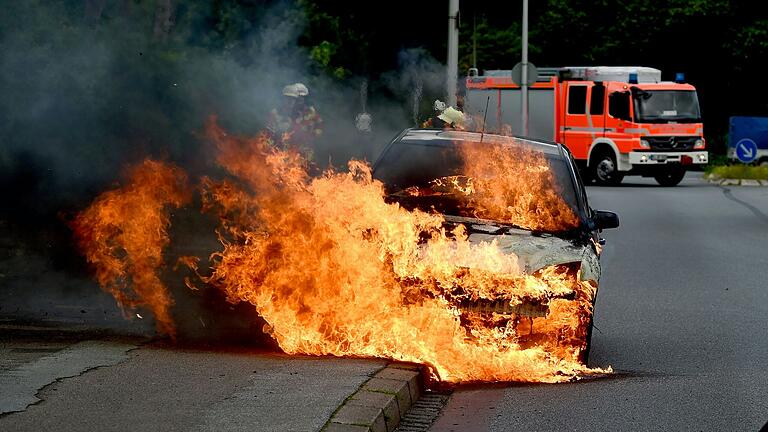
[465, 66, 708, 186]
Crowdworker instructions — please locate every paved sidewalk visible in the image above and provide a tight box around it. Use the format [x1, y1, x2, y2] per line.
[0, 335, 386, 432]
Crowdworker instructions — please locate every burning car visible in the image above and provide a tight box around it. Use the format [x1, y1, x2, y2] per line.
[73, 120, 619, 382]
[372, 128, 619, 363]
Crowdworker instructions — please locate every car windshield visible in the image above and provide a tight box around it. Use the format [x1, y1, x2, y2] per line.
[633, 89, 701, 123]
[372, 131, 582, 234]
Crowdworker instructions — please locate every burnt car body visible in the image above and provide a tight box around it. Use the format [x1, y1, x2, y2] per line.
[371, 128, 619, 362]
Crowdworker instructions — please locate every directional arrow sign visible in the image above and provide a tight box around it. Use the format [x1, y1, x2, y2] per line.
[735, 138, 758, 163]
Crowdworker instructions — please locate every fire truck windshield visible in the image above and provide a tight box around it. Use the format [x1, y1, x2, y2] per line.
[632, 89, 701, 123]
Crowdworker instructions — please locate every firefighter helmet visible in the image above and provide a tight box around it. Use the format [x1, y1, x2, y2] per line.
[282, 83, 309, 98]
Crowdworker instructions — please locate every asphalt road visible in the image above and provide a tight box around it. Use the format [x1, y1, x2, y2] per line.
[431, 172, 768, 431]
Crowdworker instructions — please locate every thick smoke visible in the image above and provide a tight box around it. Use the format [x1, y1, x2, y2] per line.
[381, 48, 448, 126]
[0, 1, 445, 340]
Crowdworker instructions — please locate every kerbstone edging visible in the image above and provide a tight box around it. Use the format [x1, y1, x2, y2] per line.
[704, 174, 767, 186]
[323, 363, 425, 432]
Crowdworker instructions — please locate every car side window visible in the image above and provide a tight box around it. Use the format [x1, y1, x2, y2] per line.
[559, 147, 591, 220]
[569, 153, 591, 217]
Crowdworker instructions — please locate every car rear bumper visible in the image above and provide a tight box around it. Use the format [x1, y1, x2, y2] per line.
[629, 151, 708, 166]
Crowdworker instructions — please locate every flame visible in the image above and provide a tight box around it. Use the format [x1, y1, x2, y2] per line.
[73, 119, 608, 382]
[458, 143, 580, 232]
[71, 160, 190, 336]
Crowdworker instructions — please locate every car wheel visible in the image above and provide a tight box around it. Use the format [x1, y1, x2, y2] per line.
[654, 167, 686, 186]
[591, 152, 623, 186]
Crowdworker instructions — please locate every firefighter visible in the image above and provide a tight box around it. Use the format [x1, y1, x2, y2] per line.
[422, 100, 446, 128]
[439, 107, 466, 129]
[422, 100, 466, 129]
[267, 83, 323, 162]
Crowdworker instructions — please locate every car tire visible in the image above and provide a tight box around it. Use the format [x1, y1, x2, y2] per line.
[654, 167, 686, 186]
[591, 151, 623, 186]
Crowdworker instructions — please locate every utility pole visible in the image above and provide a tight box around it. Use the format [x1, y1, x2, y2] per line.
[521, 0, 529, 136]
[447, 0, 459, 107]
[472, 15, 477, 70]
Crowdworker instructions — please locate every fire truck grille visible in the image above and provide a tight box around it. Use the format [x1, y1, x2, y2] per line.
[646, 136, 697, 151]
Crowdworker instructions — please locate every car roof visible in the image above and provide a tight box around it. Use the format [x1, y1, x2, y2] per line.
[373, 128, 567, 171]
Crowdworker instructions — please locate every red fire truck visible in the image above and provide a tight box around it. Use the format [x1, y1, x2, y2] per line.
[465, 66, 707, 186]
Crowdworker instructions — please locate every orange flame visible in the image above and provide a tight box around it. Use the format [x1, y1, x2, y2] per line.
[458, 143, 580, 232]
[71, 160, 190, 336]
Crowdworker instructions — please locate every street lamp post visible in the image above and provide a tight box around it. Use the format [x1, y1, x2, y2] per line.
[521, 0, 528, 136]
[447, 0, 459, 107]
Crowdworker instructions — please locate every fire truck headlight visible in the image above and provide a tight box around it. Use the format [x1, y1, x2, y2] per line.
[640, 139, 650, 148]
[694, 139, 705, 149]
[640, 155, 648, 163]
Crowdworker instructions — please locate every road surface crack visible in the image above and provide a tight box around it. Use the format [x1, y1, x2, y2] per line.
[716, 185, 768, 224]
[0, 340, 144, 417]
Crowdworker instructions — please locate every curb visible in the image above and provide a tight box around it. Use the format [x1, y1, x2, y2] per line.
[704, 175, 767, 186]
[323, 362, 426, 432]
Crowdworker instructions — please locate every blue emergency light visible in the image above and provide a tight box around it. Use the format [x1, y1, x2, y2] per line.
[675, 72, 685, 83]
[628, 72, 638, 84]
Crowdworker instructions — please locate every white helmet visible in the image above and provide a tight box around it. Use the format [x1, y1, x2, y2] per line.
[438, 106, 465, 126]
[282, 83, 309, 98]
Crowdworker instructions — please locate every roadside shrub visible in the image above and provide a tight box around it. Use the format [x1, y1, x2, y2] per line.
[709, 164, 768, 180]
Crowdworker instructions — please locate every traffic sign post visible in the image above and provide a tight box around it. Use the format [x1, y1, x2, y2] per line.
[510, 62, 538, 86]
[735, 138, 758, 163]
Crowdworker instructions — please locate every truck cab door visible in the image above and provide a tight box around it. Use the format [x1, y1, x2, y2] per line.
[605, 90, 635, 155]
[563, 83, 602, 160]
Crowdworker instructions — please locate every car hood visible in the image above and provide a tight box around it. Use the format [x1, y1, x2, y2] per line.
[468, 231, 581, 270]
[457, 221, 600, 282]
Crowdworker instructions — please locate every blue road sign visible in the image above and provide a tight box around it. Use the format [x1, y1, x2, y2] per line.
[735, 138, 758, 163]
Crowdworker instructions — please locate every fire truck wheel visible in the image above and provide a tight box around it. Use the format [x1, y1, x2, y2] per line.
[654, 167, 686, 186]
[591, 152, 623, 185]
